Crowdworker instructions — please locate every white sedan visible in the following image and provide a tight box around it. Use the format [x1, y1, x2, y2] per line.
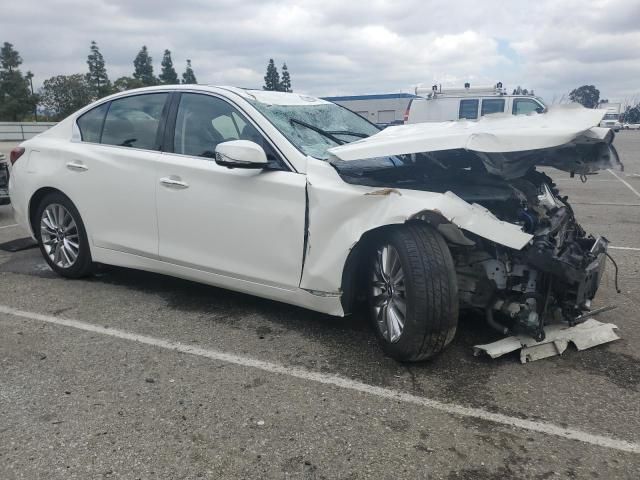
[8, 86, 620, 361]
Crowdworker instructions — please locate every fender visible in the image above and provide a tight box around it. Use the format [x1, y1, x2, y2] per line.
[299, 159, 532, 294]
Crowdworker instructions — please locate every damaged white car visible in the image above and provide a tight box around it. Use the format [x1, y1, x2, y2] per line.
[8, 86, 621, 361]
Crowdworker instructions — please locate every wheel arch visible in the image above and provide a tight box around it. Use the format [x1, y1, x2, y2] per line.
[29, 187, 77, 238]
[339, 213, 467, 315]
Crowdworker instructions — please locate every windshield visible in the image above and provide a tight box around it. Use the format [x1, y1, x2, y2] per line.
[603, 113, 619, 120]
[247, 100, 380, 159]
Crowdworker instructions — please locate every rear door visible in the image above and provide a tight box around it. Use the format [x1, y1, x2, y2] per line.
[71, 92, 170, 256]
[155, 92, 307, 290]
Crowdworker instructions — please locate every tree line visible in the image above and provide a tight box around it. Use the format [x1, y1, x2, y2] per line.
[0, 41, 198, 121]
[569, 84, 640, 123]
[262, 59, 292, 92]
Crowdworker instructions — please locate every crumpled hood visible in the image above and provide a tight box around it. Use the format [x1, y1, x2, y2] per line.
[328, 104, 622, 179]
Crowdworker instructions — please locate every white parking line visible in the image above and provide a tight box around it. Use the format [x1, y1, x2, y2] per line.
[610, 246, 640, 251]
[554, 178, 618, 183]
[0, 305, 638, 454]
[571, 202, 640, 207]
[608, 169, 640, 199]
[0, 223, 19, 230]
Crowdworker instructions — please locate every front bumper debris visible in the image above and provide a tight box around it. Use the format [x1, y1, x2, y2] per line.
[473, 318, 620, 363]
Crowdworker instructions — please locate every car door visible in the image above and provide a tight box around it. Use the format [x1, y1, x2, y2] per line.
[71, 92, 170, 257]
[156, 92, 307, 290]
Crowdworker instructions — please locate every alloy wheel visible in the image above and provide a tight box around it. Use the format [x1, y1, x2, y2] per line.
[372, 244, 407, 343]
[40, 203, 80, 268]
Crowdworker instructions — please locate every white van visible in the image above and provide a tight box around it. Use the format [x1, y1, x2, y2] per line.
[597, 103, 622, 132]
[405, 83, 547, 124]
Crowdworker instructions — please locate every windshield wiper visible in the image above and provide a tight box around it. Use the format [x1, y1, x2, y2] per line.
[289, 118, 346, 145]
[325, 130, 370, 138]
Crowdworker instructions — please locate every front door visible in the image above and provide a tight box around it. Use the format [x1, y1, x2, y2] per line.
[156, 92, 306, 290]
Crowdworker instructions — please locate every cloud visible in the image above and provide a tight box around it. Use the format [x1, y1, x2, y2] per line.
[1, 0, 639, 102]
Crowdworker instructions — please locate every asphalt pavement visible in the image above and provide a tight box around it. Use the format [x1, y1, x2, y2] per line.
[0, 135, 639, 479]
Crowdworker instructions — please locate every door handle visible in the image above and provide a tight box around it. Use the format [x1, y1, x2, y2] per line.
[66, 161, 88, 172]
[160, 176, 189, 189]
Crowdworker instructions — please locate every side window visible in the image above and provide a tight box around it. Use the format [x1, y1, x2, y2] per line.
[77, 103, 109, 143]
[481, 99, 505, 116]
[513, 98, 542, 115]
[101, 93, 168, 150]
[459, 99, 479, 119]
[173, 93, 285, 168]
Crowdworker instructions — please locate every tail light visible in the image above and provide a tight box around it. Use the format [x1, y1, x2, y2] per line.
[9, 147, 25, 165]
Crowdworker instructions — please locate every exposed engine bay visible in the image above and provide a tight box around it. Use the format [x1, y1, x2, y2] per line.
[333, 147, 616, 340]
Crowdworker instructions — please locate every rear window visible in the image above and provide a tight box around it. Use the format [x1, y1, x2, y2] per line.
[101, 93, 168, 150]
[481, 99, 505, 116]
[459, 99, 479, 119]
[77, 103, 109, 143]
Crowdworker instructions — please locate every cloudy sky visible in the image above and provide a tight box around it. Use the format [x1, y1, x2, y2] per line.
[3, 0, 640, 103]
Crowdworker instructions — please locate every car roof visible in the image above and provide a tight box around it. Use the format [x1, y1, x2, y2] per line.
[103, 84, 330, 106]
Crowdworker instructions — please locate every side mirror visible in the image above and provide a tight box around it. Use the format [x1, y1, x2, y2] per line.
[214, 140, 268, 169]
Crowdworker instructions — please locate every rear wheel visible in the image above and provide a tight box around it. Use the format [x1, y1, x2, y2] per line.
[35, 192, 93, 278]
[368, 223, 458, 361]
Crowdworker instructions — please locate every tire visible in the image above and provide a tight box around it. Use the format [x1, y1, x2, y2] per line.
[35, 192, 93, 278]
[368, 222, 458, 362]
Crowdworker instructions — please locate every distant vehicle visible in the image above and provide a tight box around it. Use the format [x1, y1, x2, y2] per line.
[0, 152, 9, 205]
[623, 123, 640, 130]
[323, 93, 418, 128]
[405, 83, 546, 124]
[597, 103, 622, 131]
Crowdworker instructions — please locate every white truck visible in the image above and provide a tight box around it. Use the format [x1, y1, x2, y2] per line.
[405, 83, 547, 124]
[598, 103, 622, 132]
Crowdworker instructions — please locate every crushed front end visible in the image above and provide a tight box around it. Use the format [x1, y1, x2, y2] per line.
[333, 148, 618, 341]
[453, 170, 610, 340]
[328, 106, 622, 340]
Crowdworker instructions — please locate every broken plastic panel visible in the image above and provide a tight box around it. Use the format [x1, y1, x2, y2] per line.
[473, 319, 620, 363]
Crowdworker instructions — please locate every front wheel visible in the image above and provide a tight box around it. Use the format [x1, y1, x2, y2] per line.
[368, 223, 458, 362]
[35, 192, 93, 278]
